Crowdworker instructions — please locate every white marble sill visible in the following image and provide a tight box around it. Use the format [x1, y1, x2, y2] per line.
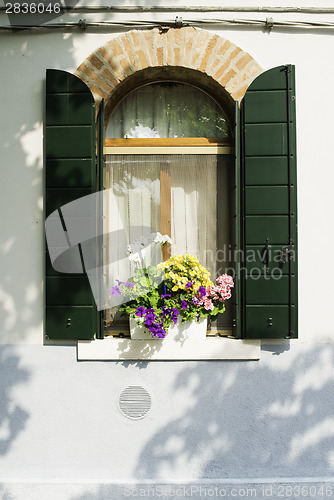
[77, 337, 261, 361]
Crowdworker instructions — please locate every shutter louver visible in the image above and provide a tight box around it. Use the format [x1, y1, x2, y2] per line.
[45, 69, 97, 340]
[239, 65, 298, 339]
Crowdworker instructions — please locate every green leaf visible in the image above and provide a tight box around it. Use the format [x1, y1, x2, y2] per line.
[140, 277, 149, 287]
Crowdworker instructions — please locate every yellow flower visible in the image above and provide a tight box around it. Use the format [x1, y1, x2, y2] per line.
[172, 285, 178, 292]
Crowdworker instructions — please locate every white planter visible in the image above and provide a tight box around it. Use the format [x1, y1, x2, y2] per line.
[129, 316, 207, 340]
[129, 317, 156, 340]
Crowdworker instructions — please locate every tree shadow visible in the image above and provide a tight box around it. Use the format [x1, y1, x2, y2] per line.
[0, 346, 30, 455]
[0, 27, 78, 487]
[68, 345, 334, 499]
[133, 345, 334, 480]
[0, 32, 87, 345]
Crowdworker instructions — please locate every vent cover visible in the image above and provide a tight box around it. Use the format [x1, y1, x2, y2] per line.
[119, 385, 152, 420]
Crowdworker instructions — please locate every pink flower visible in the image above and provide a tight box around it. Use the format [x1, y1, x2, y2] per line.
[212, 274, 234, 301]
[204, 298, 214, 311]
[217, 274, 234, 288]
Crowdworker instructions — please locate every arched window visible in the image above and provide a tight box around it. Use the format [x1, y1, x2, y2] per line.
[106, 82, 231, 139]
[103, 82, 234, 334]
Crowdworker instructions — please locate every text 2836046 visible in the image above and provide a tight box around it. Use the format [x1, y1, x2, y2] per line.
[5, 3, 61, 14]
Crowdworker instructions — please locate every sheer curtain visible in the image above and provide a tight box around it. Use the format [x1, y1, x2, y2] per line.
[106, 82, 230, 139]
[170, 155, 218, 274]
[105, 155, 161, 288]
[105, 155, 230, 289]
[104, 82, 231, 323]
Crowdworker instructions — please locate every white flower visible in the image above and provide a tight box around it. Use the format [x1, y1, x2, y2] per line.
[127, 235, 150, 254]
[153, 232, 172, 245]
[129, 252, 141, 263]
[128, 125, 160, 139]
[127, 233, 172, 268]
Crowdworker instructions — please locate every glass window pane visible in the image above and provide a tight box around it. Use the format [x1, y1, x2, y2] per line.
[104, 154, 233, 332]
[106, 82, 231, 139]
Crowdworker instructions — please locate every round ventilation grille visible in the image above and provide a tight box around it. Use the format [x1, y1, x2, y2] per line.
[119, 385, 152, 420]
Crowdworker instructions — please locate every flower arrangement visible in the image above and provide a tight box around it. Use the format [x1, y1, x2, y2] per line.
[110, 245, 234, 339]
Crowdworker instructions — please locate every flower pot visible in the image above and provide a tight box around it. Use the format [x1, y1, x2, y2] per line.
[168, 317, 207, 340]
[129, 317, 207, 340]
[129, 317, 157, 339]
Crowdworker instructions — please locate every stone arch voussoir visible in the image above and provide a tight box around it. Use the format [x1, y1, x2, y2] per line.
[75, 27, 263, 116]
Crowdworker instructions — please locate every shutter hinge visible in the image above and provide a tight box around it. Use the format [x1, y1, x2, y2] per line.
[263, 237, 270, 274]
[280, 244, 293, 265]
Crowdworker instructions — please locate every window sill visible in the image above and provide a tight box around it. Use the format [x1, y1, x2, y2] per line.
[77, 337, 261, 361]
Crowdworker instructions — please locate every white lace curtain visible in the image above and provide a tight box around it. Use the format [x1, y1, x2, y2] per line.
[104, 82, 231, 312]
[105, 154, 230, 304]
[106, 82, 230, 139]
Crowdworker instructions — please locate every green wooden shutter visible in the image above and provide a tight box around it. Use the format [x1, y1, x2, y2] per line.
[45, 69, 98, 340]
[96, 100, 105, 339]
[239, 65, 298, 339]
[232, 101, 242, 338]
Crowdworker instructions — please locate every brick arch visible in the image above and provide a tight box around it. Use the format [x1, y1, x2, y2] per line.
[75, 27, 262, 119]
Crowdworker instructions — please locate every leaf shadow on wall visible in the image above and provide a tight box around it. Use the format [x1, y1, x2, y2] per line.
[69, 345, 334, 500]
[0, 346, 30, 456]
[0, 32, 87, 344]
[133, 346, 334, 480]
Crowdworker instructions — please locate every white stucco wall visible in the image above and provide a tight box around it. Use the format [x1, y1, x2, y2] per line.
[1, 0, 334, 498]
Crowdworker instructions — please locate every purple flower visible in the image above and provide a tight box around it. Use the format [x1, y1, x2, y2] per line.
[192, 296, 199, 305]
[185, 282, 193, 288]
[161, 306, 171, 319]
[151, 325, 166, 338]
[171, 308, 179, 324]
[146, 319, 166, 338]
[110, 285, 122, 296]
[161, 294, 171, 299]
[180, 300, 187, 310]
[125, 281, 134, 288]
[136, 306, 146, 317]
[144, 309, 156, 327]
[198, 286, 206, 297]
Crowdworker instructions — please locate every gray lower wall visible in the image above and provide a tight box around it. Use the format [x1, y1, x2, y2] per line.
[1, 343, 334, 499]
[2, 480, 334, 500]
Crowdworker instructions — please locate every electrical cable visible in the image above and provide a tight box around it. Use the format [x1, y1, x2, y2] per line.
[1, 5, 334, 13]
[1, 17, 334, 31]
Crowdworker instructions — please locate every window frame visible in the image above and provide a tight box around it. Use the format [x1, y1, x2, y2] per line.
[102, 137, 235, 339]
